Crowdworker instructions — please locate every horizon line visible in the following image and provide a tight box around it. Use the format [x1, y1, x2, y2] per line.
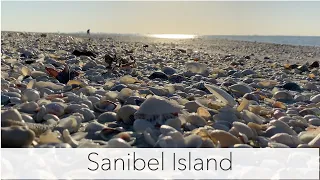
[2, 30, 320, 37]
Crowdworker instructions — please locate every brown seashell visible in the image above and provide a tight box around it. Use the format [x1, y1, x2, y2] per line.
[197, 107, 211, 120]
[209, 130, 242, 147]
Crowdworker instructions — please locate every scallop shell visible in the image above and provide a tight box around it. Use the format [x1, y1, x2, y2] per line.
[94, 100, 120, 113]
[120, 75, 141, 84]
[134, 96, 182, 125]
[21, 66, 31, 76]
[204, 84, 237, 107]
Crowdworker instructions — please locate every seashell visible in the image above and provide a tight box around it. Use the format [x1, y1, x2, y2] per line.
[108, 138, 131, 148]
[268, 142, 290, 148]
[273, 101, 286, 109]
[160, 125, 178, 136]
[35, 81, 64, 91]
[163, 130, 185, 148]
[3, 92, 21, 98]
[309, 118, 320, 126]
[1, 94, 10, 105]
[310, 94, 320, 103]
[113, 132, 134, 143]
[2, 119, 55, 137]
[133, 119, 154, 134]
[164, 118, 182, 131]
[273, 91, 293, 102]
[1, 126, 35, 148]
[94, 100, 120, 113]
[270, 133, 302, 147]
[116, 105, 139, 124]
[258, 80, 278, 88]
[55, 113, 83, 133]
[117, 88, 133, 103]
[143, 127, 159, 147]
[1, 108, 23, 122]
[197, 107, 211, 120]
[242, 110, 264, 124]
[120, 75, 141, 84]
[229, 83, 252, 96]
[134, 96, 182, 125]
[62, 129, 79, 148]
[19, 102, 39, 113]
[185, 62, 208, 75]
[43, 114, 60, 122]
[184, 134, 203, 148]
[21, 66, 32, 76]
[269, 120, 297, 136]
[156, 136, 177, 148]
[67, 80, 87, 88]
[45, 102, 65, 117]
[204, 84, 237, 107]
[233, 144, 252, 148]
[100, 127, 125, 141]
[191, 128, 219, 147]
[232, 122, 255, 139]
[76, 108, 95, 122]
[308, 133, 320, 148]
[65, 104, 83, 114]
[27, 79, 36, 89]
[22, 89, 40, 102]
[21, 113, 35, 123]
[87, 96, 100, 104]
[209, 130, 242, 147]
[237, 98, 249, 112]
[39, 130, 62, 144]
[98, 112, 117, 124]
[185, 114, 207, 127]
[86, 121, 106, 132]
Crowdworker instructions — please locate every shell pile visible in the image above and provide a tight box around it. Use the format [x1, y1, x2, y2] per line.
[1, 31, 320, 148]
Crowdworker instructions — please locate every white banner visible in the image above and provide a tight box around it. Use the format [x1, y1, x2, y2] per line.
[1, 148, 319, 179]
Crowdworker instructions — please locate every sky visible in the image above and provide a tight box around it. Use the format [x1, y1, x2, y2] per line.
[1, 1, 320, 36]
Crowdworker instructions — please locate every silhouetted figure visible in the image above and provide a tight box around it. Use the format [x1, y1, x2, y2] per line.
[87, 29, 90, 35]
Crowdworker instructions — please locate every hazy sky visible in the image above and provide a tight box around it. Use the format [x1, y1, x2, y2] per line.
[2, 1, 320, 36]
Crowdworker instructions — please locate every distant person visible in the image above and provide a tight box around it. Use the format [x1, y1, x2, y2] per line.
[87, 29, 90, 35]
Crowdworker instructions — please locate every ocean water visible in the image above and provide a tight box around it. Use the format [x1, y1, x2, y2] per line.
[201, 35, 320, 47]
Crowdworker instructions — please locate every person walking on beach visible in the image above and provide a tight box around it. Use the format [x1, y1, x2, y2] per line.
[87, 29, 90, 35]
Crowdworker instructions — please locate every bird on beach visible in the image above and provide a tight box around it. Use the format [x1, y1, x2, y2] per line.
[45, 64, 80, 84]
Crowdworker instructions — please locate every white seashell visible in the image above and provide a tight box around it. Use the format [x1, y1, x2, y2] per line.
[242, 110, 264, 124]
[269, 120, 297, 136]
[310, 94, 320, 103]
[45, 102, 65, 117]
[43, 114, 60, 122]
[19, 102, 39, 113]
[134, 96, 182, 124]
[157, 136, 177, 148]
[21, 113, 35, 123]
[186, 114, 207, 127]
[270, 133, 302, 147]
[77, 139, 100, 148]
[1, 109, 23, 122]
[55, 113, 83, 133]
[204, 84, 237, 107]
[143, 127, 158, 147]
[116, 105, 139, 124]
[232, 122, 254, 139]
[133, 119, 154, 133]
[120, 75, 140, 84]
[160, 125, 178, 136]
[166, 131, 185, 148]
[164, 118, 182, 131]
[237, 98, 249, 112]
[108, 138, 131, 148]
[22, 89, 40, 102]
[184, 134, 203, 148]
[62, 129, 79, 148]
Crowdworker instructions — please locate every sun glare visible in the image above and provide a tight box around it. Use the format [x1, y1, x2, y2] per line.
[149, 34, 196, 39]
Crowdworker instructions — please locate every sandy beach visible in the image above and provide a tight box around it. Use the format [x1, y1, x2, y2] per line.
[1, 31, 320, 148]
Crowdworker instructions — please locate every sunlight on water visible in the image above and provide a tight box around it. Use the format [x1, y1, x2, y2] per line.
[149, 34, 196, 39]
